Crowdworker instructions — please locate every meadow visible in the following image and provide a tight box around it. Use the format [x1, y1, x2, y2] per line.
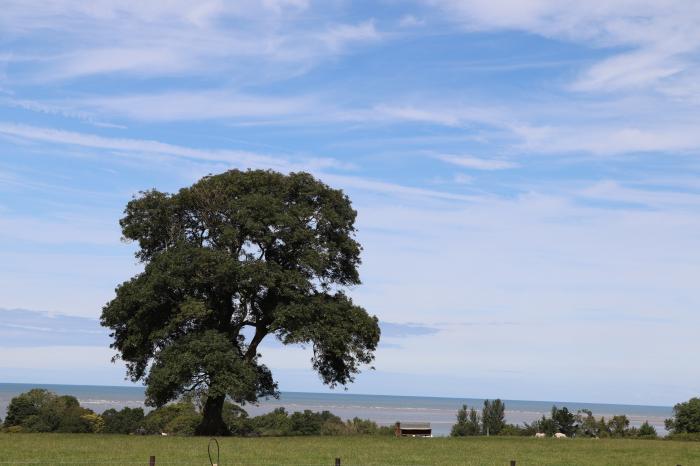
[1, 434, 699, 466]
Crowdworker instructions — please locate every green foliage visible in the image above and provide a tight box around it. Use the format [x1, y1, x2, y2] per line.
[102, 407, 145, 434]
[551, 406, 577, 437]
[80, 413, 105, 433]
[222, 402, 254, 436]
[608, 415, 630, 437]
[527, 415, 557, 437]
[343, 417, 389, 435]
[248, 407, 355, 437]
[499, 423, 532, 436]
[101, 170, 380, 435]
[482, 399, 506, 435]
[142, 401, 201, 435]
[250, 407, 294, 436]
[666, 432, 700, 441]
[665, 397, 700, 434]
[576, 409, 599, 437]
[451, 404, 482, 436]
[3, 389, 97, 433]
[638, 421, 657, 438]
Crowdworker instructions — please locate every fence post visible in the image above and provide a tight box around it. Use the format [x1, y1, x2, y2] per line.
[149, 455, 156, 466]
[335, 458, 341, 466]
[510, 461, 516, 466]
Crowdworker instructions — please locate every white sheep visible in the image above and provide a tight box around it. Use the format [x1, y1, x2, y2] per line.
[535, 432, 546, 438]
[554, 432, 567, 438]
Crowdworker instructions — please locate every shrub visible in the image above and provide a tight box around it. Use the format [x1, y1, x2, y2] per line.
[143, 401, 201, 435]
[222, 402, 254, 436]
[665, 397, 700, 434]
[666, 432, 700, 441]
[3, 390, 97, 433]
[451, 404, 481, 436]
[637, 421, 657, 438]
[608, 415, 630, 438]
[102, 407, 145, 434]
[250, 407, 293, 436]
[80, 413, 105, 433]
[482, 399, 506, 435]
[344, 417, 381, 435]
[499, 424, 530, 436]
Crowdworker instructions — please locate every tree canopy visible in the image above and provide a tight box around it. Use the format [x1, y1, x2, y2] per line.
[101, 170, 380, 435]
[666, 397, 700, 434]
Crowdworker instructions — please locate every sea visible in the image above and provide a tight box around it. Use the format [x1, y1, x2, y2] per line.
[0, 383, 673, 436]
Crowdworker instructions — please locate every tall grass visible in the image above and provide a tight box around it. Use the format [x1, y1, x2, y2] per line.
[0, 434, 699, 465]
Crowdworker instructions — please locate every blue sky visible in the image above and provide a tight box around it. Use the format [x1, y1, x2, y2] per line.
[1, 0, 700, 406]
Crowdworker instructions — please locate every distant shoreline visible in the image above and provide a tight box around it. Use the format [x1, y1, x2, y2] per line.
[0, 382, 674, 409]
[0, 382, 672, 436]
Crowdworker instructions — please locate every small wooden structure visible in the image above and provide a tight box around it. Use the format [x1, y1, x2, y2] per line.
[395, 421, 432, 437]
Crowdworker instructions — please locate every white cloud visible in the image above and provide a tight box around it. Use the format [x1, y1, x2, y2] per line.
[318, 20, 382, 52]
[435, 154, 517, 170]
[0, 346, 120, 370]
[80, 90, 314, 122]
[398, 15, 425, 28]
[571, 49, 684, 92]
[0, 1, 382, 82]
[0, 122, 302, 170]
[515, 123, 700, 155]
[0, 122, 488, 204]
[371, 104, 504, 127]
[426, 0, 700, 94]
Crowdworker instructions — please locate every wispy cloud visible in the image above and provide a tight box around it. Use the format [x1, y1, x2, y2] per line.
[0, 123, 481, 203]
[426, 0, 700, 95]
[0, 122, 303, 169]
[0, 308, 108, 347]
[434, 154, 517, 170]
[0, 2, 383, 82]
[78, 90, 315, 122]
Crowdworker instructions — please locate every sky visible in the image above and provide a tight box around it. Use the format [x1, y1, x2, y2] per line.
[1, 0, 700, 407]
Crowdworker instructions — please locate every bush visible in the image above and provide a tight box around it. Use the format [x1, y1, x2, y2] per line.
[222, 402, 254, 436]
[3, 389, 98, 433]
[81, 413, 105, 433]
[143, 401, 201, 435]
[551, 406, 577, 437]
[482, 399, 506, 435]
[451, 404, 481, 436]
[344, 417, 381, 435]
[608, 415, 630, 438]
[250, 407, 293, 436]
[637, 421, 657, 439]
[665, 397, 700, 434]
[499, 424, 531, 436]
[666, 432, 700, 441]
[102, 407, 145, 434]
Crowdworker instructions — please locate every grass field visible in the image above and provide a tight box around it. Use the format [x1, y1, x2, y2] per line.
[1, 434, 699, 466]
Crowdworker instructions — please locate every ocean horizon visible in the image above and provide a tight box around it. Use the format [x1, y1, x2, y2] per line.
[0, 383, 673, 436]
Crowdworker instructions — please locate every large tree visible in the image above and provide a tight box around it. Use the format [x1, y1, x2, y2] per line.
[101, 170, 380, 435]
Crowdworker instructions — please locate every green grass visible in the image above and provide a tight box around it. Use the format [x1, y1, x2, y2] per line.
[1, 434, 699, 466]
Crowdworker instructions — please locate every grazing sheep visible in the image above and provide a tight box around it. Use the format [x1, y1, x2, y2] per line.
[554, 432, 567, 438]
[535, 432, 546, 438]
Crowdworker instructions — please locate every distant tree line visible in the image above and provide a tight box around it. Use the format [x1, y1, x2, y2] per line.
[0, 389, 393, 437]
[451, 399, 663, 439]
[4, 390, 700, 440]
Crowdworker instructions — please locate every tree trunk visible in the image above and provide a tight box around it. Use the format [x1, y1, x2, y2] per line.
[195, 394, 230, 436]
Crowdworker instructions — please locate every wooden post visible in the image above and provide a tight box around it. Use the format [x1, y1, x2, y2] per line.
[335, 458, 341, 466]
[510, 461, 516, 466]
[149, 456, 156, 466]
